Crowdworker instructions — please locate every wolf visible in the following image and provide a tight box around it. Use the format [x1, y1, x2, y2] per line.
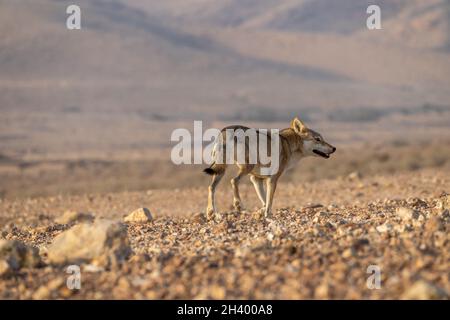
[203, 117, 336, 219]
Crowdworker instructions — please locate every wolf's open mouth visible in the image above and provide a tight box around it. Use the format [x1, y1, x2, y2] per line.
[313, 150, 330, 159]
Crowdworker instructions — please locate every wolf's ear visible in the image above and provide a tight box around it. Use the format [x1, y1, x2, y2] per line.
[291, 117, 307, 134]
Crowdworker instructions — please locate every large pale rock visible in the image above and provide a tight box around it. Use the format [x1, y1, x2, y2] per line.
[47, 220, 132, 267]
[0, 259, 10, 276]
[124, 208, 153, 223]
[0, 240, 42, 275]
[55, 210, 94, 225]
[401, 280, 448, 300]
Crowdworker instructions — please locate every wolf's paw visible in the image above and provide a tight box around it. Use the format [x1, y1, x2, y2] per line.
[264, 210, 273, 219]
[233, 200, 244, 212]
[214, 212, 223, 221]
[206, 207, 215, 220]
[265, 217, 275, 224]
[252, 207, 265, 220]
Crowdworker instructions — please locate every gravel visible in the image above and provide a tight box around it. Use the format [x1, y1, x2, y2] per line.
[0, 169, 448, 299]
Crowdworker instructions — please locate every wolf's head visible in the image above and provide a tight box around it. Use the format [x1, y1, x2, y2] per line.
[291, 117, 336, 159]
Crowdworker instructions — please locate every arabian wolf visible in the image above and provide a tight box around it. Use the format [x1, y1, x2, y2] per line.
[203, 117, 336, 219]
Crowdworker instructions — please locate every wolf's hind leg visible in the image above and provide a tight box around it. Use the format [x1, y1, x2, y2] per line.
[231, 167, 252, 212]
[250, 175, 266, 209]
[206, 173, 224, 219]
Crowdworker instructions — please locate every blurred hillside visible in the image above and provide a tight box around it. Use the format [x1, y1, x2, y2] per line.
[1, 0, 449, 117]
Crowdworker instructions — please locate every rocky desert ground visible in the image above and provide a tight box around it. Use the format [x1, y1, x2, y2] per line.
[1, 168, 449, 299]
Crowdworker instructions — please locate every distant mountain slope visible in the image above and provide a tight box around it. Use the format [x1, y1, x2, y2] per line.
[0, 0, 449, 118]
[356, 0, 450, 50]
[122, 0, 449, 50]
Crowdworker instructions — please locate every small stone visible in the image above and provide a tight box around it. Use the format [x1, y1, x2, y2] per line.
[83, 264, 105, 273]
[348, 171, 362, 180]
[394, 224, 407, 233]
[268, 220, 286, 237]
[343, 248, 353, 258]
[145, 290, 158, 299]
[424, 216, 444, 233]
[0, 239, 42, 271]
[235, 245, 251, 258]
[376, 223, 392, 233]
[319, 211, 329, 217]
[314, 282, 329, 299]
[304, 203, 324, 209]
[209, 285, 226, 299]
[435, 194, 449, 210]
[438, 209, 449, 219]
[32, 286, 51, 300]
[39, 246, 48, 256]
[124, 208, 153, 224]
[401, 280, 448, 300]
[396, 207, 419, 220]
[213, 221, 231, 234]
[193, 212, 206, 224]
[31, 278, 65, 299]
[55, 211, 94, 225]
[352, 238, 370, 250]
[32, 278, 67, 300]
[252, 209, 264, 220]
[112, 277, 132, 298]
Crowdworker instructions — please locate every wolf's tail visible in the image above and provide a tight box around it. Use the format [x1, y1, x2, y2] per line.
[203, 135, 227, 175]
[203, 162, 226, 175]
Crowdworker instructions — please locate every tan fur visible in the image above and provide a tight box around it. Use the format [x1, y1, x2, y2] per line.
[205, 117, 336, 219]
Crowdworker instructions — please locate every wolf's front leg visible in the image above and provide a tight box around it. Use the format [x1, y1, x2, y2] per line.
[206, 173, 223, 219]
[231, 176, 243, 211]
[264, 177, 278, 218]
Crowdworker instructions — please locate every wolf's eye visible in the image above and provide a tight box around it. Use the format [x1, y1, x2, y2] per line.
[315, 137, 321, 142]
